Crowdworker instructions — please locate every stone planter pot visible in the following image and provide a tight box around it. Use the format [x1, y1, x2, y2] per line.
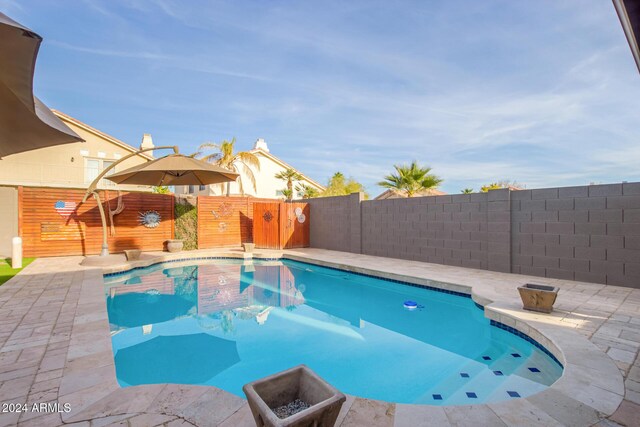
[518, 283, 559, 314]
[166, 239, 184, 253]
[243, 364, 346, 427]
[243, 243, 256, 253]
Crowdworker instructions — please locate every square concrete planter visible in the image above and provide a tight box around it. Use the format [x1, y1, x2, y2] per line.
[123, 249, 141, 261]
[243, 243, 256, 253]
[166, 239, 184, 253]
[518, 283, 559, 313]
[243, 365, 346, 427]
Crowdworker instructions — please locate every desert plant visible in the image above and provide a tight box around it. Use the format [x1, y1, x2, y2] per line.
[378, 161, 442, 197]
[153, 186, 171, 194]
[196, 138, 260, 196]
[296, 183, 320, 199]
[480, 180, 523, 192]
[322, 172, 369, 198]
[280, 188, 294, 200]
[275, 169, 302, 200]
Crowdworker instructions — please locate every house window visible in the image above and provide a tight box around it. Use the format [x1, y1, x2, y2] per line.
[85, 158, 116, 186]
[199, 185, 206, 191]
[188, 185, 196, 194]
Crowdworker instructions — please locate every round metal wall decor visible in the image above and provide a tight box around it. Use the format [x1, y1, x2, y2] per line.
[212, 202, 233, 219]
[139, 210, 161, 228]
[218, 202, 233, 218]
[294, 207, 303, 216]
[218, 222, 228, 232]
[263, 210, 273, 222]
[297, 213, 306, 224]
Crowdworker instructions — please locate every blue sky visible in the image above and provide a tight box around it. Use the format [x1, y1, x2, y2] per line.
[3, 0, 639, 195]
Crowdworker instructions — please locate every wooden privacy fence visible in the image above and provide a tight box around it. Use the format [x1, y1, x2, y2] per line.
[197, 196, 309, 250]
[197, 196, 275, 249]
[20, 187, 174, 257]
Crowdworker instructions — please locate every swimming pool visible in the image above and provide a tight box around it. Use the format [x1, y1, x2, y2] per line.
[104, 258, 563, 405]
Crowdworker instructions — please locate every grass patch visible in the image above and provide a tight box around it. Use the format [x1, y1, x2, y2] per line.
[0, 258, 35, 286]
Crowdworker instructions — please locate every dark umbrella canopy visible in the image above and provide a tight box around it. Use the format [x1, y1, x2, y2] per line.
[115, 333, 240, 385]
[0, 13, 83, 158]
[107, 293, 196, 328]
[105, 154, 239, 186]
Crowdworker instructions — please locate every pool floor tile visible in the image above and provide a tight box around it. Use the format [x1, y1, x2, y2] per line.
[466, 392, 477, 399]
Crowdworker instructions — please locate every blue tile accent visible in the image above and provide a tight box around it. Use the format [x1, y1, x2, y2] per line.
[474, 302, 485, 311]
[490, 319, 563, 368]
[528, 367, 540, 373]
[507, 391, 520, 398]
[466, 392, 477, 399]
[493, 370, 503, 376]
[482, 355, 492, 360]
[432, 394, 442, 400]
[511, 353, 521, 358]
[460, 372, 469, 378]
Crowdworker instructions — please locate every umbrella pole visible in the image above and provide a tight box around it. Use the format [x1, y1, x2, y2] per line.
[91, 191, 110, 256]
[82, 145, 179, 257]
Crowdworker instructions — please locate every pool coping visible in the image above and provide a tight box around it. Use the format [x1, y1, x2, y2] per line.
[59, 249, 624, 425]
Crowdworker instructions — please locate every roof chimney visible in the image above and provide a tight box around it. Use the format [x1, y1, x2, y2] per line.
[140, 133, 155, 156]
[253, 138, 269, 152]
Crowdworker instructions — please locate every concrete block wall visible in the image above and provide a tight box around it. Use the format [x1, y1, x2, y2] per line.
[511, 183, 640, 288]
[306, 193, 363, 252]
[360, 193, 491, 269]
[306, 182, 640, 288]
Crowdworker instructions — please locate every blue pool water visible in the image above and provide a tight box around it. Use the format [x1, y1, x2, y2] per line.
[104, 259, 563, 405]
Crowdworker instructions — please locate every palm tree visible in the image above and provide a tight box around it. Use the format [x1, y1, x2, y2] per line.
[196, 138, 260, 196]
[275, 169, 302, 200]
[461, 188, 474, 194]
[296, 183, 319, 199]
[378, 161, 442, 197]
[280, 189, 294, 200]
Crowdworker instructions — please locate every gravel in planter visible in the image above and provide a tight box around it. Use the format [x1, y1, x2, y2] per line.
[272, 399, 311, 419]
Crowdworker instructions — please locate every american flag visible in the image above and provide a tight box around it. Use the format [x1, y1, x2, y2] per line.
[54, 201, 77, 218]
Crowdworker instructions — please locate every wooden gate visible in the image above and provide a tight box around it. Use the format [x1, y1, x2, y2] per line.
[253, 202, 309, 249]
[253, 202, 281, 249]
[280, 202, 310, 249]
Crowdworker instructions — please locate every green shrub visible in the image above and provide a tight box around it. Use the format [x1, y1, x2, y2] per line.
[175, 199, 198, 250]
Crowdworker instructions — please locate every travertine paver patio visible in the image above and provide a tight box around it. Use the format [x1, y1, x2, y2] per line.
[0, 248, 638, 426]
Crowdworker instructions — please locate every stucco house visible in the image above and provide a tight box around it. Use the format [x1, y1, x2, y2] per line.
[175, 138, 325, 199]
[0, 110, 155, 191]
[0, 110, 157, 257]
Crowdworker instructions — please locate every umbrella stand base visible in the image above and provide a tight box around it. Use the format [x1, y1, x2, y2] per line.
[80, 254, 127, 267]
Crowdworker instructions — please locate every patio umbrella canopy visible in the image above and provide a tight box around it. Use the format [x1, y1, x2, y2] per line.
[0, 13, 83, 158]
[105, 154, 239, 186]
